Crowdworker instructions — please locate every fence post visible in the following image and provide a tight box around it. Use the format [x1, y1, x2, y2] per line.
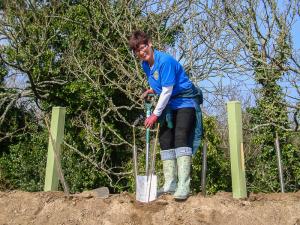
[201, 142, 208, 196]
[275, 132, 285, 193]
[227, 101, 247, 198]
[44, 107, 66, 191]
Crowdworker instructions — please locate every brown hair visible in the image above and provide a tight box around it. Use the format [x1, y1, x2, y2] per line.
[128, 30, 151, 51]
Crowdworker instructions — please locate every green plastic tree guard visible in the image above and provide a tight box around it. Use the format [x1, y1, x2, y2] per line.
[227, 101, 247, 198]
[44, 107, 66, 191]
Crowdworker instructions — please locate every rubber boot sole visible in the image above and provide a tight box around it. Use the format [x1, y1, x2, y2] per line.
[174, 194, 189, 201]
[157, 190, 175, 197]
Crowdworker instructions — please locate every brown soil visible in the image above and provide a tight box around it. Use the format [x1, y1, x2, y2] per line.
[1, 190, 300, 225]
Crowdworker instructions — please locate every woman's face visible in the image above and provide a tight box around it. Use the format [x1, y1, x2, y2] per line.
[135, 42, 154, 63]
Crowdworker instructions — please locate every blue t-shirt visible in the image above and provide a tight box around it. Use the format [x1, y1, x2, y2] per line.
[142, 50, 195, 110]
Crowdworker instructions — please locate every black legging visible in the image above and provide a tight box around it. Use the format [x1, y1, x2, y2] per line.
[159, 107, 196, 150]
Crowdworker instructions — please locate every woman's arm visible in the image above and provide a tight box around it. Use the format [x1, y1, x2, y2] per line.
[153, 86, 173, 116]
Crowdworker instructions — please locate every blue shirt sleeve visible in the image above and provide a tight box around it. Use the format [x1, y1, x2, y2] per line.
[159, 61, 176, 87]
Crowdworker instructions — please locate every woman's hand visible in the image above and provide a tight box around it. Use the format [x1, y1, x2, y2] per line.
[141, 89, 155, 99]
[144, 114, 158, 128]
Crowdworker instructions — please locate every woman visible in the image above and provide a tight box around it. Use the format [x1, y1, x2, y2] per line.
[129, 31, 203, 200]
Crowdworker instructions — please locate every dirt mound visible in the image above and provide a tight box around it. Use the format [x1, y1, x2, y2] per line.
[1, 191, 300, 225]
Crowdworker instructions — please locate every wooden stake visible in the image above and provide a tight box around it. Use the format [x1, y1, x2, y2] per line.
[275, 132, 285, 193]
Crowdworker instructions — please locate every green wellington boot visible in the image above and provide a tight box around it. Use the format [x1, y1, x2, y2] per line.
[158, 159, 177, 195]
[173, 155, 192, 200]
